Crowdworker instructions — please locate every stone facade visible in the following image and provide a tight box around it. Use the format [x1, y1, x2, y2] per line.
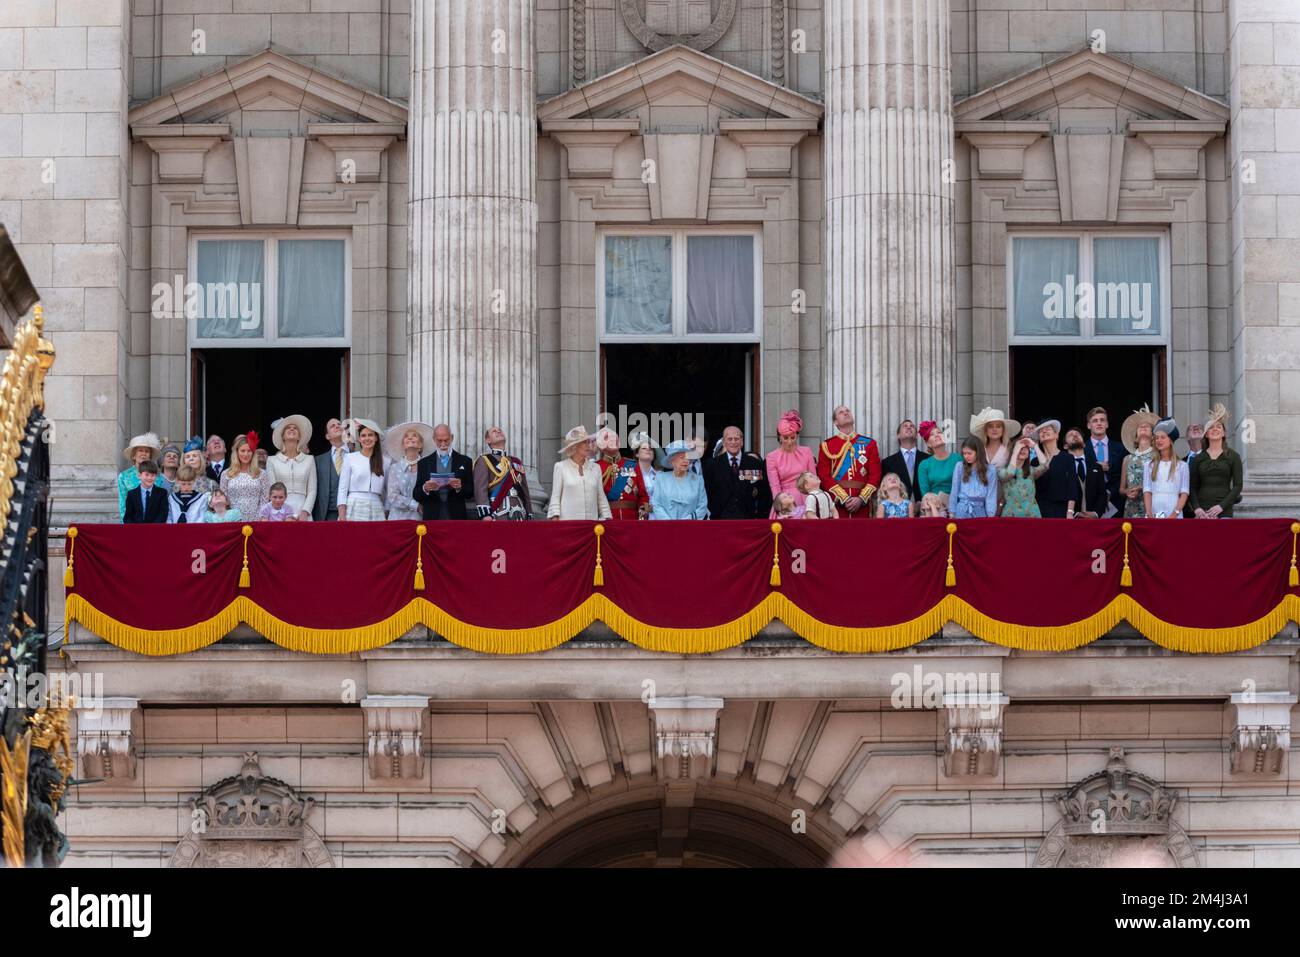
[3, 0, 1300, 866]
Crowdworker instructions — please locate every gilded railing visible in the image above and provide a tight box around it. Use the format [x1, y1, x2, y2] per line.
[0, 302, 63, 869]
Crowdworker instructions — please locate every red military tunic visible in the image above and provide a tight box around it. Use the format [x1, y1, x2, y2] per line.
[816, 431, 882, 519]
[600, 453, 650, 520]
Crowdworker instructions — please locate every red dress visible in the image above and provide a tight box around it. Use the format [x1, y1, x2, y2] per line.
[816, 432, 882, 519]
[600, 454, 650, 519]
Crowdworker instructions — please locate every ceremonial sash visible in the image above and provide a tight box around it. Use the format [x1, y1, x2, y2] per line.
[604, 459, 631, 501]
[488, 456, 522, 510]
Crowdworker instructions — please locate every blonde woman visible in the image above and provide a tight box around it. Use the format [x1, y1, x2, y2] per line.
[220, 432, 271, 520]
[1142, 419, 1189, 519]
[547, 426, 611, 520]
[268, 414, 317, 521]
[338, 419, 387, 521]
[384, 421, 434, 521]
[969, 408, 1019, 469]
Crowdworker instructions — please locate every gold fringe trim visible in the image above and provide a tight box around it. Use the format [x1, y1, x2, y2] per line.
[64, 592, 1300, 657]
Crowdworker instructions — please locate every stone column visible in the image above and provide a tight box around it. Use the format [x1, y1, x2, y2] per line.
[408, 0, 538, 471]
[822, 0, 956, 446]
[1228, 1, 1300, 507]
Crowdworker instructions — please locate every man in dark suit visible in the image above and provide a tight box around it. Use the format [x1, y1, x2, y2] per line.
[313, 417, 349, 521]
[879, 419, 930, 502]
[123, 461, 169, 524]
[704, 426, 771, 519]
[204, 434, 227, 485]
[413, 423, 474, 520]
[1042, 427, 1110, 518]
[1081, 406, 1127, 515]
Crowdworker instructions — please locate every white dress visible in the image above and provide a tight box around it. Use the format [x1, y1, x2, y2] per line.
[267, 451, 317, 519]
[337, 451, 387, 521]
[547, 459, 612, 520]
[1142, 458, 1189, 518]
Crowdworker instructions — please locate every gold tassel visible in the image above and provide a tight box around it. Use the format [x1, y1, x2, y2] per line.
[414, 524, 427, 591]
[944, 522, 957, 587]
[593, 524, 605, 587]
[1120, 521, 1133, 587]
[63, 527, 77, 587]
[770, 522, 782, 587]
[1290, 523, 1299, 587]
[238, 524, 252, 588]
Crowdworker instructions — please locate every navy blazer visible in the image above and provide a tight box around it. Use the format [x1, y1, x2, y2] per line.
[1082, 435, 1128, 513]
[123, 484, 170, 524]
[704, 451, 772, 519]
[412, 448, 475, 520]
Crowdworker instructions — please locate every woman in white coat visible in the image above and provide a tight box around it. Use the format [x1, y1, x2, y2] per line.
[337, 418, 387, 521]
[547, 426, 612, 521]
[267, 413, 317, 521]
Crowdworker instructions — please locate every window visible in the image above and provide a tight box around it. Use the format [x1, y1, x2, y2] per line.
[188, 233, 350, 347]
[1007, 232, 1167, 343]
[600, 229, 760, 340]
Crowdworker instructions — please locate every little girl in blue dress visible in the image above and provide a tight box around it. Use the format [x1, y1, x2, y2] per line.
[876, 473, 914, 518]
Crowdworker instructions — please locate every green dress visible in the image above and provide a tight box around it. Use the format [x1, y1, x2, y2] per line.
[917, 453, 958, 499]
[1122, 447, 1154, 518]
[1189, 447, 1243, 516]
[998, 464, 1047, 517]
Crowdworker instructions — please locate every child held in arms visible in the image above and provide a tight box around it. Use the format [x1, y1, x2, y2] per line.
[772, 492, 801, 520]
[167, 465, 209, 523]
[259, 482, 296, 522]
[204, 487, 243, 523]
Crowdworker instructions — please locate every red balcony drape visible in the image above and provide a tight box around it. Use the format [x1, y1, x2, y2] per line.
[63, 518, 1300, 655]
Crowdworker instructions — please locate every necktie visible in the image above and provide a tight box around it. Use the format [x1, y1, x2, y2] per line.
[1095, 440, 1105, 463]
[731, 456, 739, 479]
[142, 489, 149, 513]
[1076, 458, 1086, 483]
[334, 446, 343, 474]
[904, 449, 914, 474]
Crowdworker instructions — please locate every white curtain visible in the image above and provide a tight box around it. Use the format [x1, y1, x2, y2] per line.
[605, 235, 672, 335]
[195, 239, 264, 339]
[687, 235, 754, 334]
[1093, 237, 1161, 336]
[1012, 237, 1080, 336]
[278, 239, 346, 339]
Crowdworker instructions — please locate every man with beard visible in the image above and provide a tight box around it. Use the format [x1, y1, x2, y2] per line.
[413, 423, 475, 520]
[1042, 427, 1111, 518]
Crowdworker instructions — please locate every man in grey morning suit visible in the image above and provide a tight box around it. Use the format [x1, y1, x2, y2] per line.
[312, 417, 348, 521]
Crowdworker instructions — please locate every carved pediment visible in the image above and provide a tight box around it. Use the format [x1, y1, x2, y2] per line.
[955, 48, 1229, 129]
[128, 47, 408, 129]
[538, 44, 822, 127]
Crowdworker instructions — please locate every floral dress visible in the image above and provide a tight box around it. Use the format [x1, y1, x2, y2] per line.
[998, 464, 1047, 517]
[220, 469, 270, 521]
[880, 497, 911, 518]
[1122, 447, 1154, 519]
[385, 456, 423, 521]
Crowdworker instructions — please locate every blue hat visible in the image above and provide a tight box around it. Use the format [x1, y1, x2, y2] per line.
[183, 435, 204, 453]
[1153, 417, 1179, 442]
[658, 439, 694, 469]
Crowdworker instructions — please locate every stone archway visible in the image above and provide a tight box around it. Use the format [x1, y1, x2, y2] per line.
[511, 786, 836, 868]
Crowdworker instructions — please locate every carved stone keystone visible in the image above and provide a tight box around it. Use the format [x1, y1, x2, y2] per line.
[361, 695, 429, 780]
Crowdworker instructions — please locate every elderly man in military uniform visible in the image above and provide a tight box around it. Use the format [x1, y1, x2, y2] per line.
[473, 425, 532, 520]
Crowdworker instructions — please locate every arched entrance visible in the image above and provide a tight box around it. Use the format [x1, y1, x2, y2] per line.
[514, 789, 834, 868]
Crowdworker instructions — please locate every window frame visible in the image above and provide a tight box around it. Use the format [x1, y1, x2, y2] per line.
[596, 226, 763, 343]
[186, 229, 353, 349]
[1005, 229, 1170, 346]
